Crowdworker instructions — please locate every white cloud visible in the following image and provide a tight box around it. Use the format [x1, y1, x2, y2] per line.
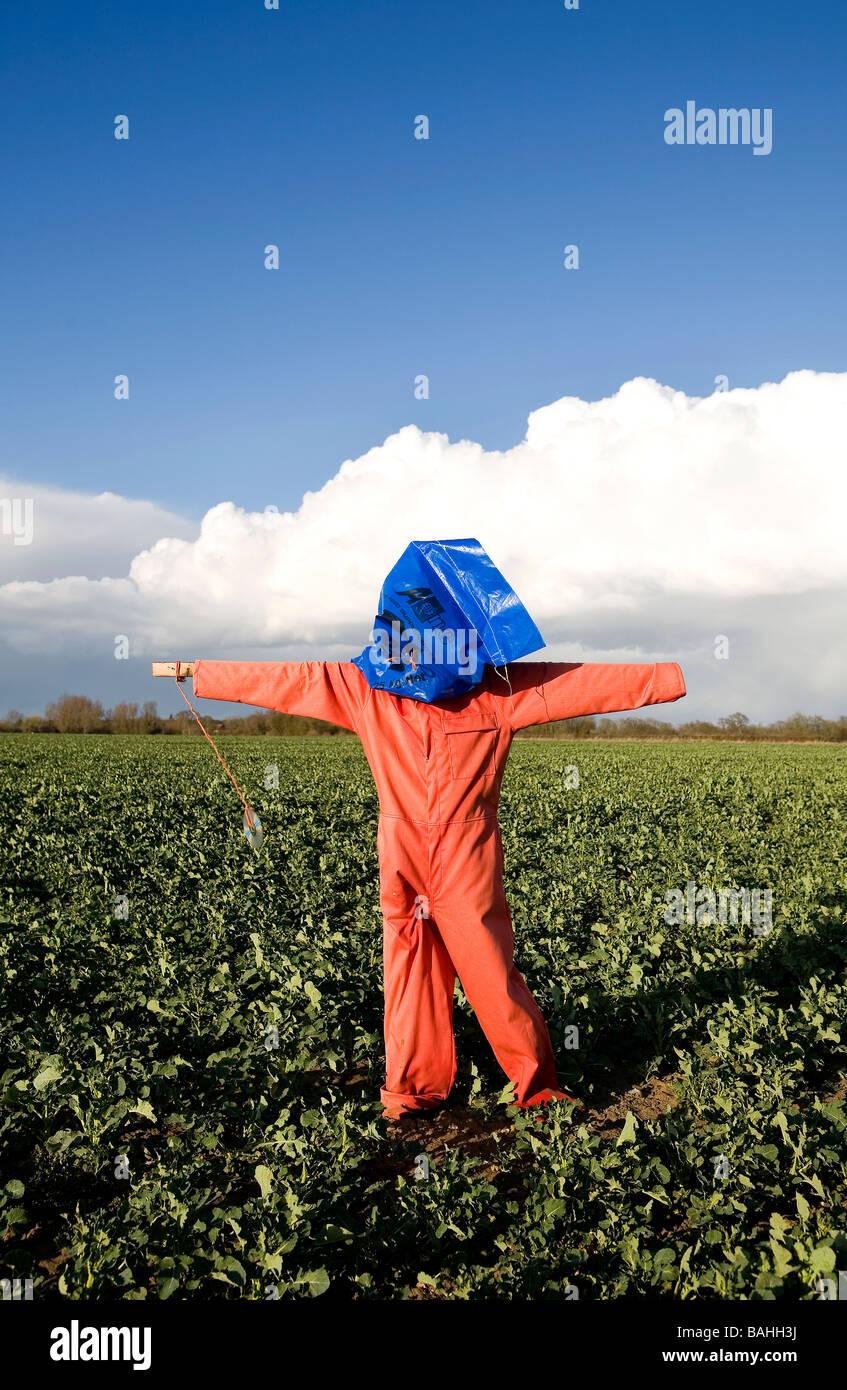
[0, 370, 844, 718]
[0, 477, 196, 585]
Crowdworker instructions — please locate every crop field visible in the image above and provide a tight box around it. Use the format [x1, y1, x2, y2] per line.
[1, 733, 846, 1301]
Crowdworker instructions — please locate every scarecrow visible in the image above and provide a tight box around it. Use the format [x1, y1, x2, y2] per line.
[155, 539, 686, 1117]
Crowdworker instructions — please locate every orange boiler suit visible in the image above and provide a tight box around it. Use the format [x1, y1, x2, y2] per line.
[193, 658, 686, 1114]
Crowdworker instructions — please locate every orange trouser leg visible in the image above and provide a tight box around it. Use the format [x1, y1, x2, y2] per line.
[380, 913, 457, 1113]
[433, 821, 562, 1106]
[436, 900, 560, 1104]
[378, 821, 457, 1114]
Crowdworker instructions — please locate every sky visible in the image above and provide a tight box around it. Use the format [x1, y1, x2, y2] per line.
[0, 0, 845, 721]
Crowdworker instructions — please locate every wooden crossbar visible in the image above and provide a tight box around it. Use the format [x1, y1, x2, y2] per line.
[152, 662, 196, 678]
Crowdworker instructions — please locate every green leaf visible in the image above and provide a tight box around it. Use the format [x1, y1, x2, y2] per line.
[33, 1065, 62, 1091]
[323, 1225, 353, 1243]
[130, 1100, 156, 1122]
[810, 1245, 836, 1274]
[795, 1192, 810, 1221]
[617, 1111, 638, 1146]
[620, 1234, 639, 1269]
[300, 1268, 330, 1297]
[255, 1164, 273, 1200]
[769, 1212, 790, 1238]
[770, 1243, 793, 1278]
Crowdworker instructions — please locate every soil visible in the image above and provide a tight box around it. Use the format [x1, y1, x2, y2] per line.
[366, 1071, 685, 1186]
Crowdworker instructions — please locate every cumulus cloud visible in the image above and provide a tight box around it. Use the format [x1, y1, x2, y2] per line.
[0, 477, 196, 586]
[1, 370, 844, 718]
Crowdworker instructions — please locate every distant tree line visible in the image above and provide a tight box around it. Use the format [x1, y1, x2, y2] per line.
[0, 695, 352, 737]
[514, 711, 847, 742]
[2, 696, 846, 741]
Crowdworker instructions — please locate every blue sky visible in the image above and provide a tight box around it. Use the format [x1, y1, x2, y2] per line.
[2, 0, 844, 518]
[1, 0, 845, 718]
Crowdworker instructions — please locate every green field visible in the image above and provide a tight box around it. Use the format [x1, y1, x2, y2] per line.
[1, 734, 846, 1300]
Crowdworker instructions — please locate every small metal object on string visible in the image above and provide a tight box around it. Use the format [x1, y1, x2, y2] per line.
[171, 661, 266, 851]
[243, 807, 264, 850]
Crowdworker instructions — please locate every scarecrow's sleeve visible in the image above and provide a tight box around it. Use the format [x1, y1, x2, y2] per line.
[192, 661, 368, 733]
[502, 662, 686, 730]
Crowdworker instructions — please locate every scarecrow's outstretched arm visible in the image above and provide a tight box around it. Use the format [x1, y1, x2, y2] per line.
[153, 660, 367, 733]
[502, 661, 686, 730]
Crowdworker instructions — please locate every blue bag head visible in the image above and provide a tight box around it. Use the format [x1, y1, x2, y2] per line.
[352, 538, 545, 702]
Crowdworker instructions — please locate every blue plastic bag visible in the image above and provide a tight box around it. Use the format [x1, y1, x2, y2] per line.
[352, 538, 545, 702]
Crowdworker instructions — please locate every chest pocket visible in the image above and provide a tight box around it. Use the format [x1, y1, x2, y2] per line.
[441, 710, 499, 780]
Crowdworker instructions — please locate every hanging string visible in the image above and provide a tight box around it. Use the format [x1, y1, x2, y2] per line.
[174, 662, 253, 821]
[492, 662, 513, 699]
